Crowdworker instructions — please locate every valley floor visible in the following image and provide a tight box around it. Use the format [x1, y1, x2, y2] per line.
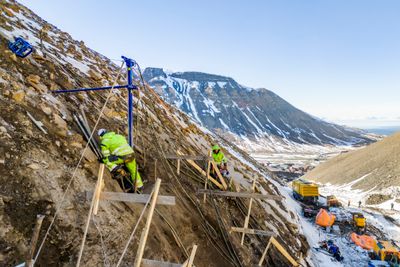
[254, 150, 400, 267]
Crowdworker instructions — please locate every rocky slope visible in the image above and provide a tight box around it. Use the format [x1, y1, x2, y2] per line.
[143, 68, 373, 153]
[303, 132, 400, 202]
[0, 1, 312, 266]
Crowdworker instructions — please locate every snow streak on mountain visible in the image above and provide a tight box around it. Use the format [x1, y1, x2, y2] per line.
[143, 68, 372, 152]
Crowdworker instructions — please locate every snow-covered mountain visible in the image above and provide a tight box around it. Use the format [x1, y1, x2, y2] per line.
[143, 68, 373, 152]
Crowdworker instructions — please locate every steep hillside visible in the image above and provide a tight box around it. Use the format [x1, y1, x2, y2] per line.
[143, 68, 372, 153]
[0, 1, 311, 266]
[303, 132, 400, 193]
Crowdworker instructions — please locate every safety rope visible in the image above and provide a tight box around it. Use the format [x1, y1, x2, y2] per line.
[33, 62, 126, 265]
[92, 217, 111, 267]
[115, 187, 154, 267]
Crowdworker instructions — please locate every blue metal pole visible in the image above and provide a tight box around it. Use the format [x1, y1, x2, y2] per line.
[123, 56, 135, 147]
[52, 85, 128, 94]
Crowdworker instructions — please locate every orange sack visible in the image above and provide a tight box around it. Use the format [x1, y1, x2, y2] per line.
[350, 233, 376, 250]
[315, 208, 336, 227]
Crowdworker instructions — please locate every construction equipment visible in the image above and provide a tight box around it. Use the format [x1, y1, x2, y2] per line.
[327, 195, 341, 207]
[352, 212, 366, 233]
[292, 179, 319, 204]
[372, 241, 400, 265]
[8, 37, 33, 58]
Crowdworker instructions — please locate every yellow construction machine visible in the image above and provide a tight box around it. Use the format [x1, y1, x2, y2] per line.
[292, 179, 319, 204]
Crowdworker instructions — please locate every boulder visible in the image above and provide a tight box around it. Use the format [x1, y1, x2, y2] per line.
[53, 114, 68, 137]
[26, 74, 40, 85]
[27, 163, 40, 170]
[12, 90, 25, 103]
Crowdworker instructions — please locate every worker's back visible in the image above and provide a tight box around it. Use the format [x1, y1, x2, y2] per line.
[101, 132, 132, 155]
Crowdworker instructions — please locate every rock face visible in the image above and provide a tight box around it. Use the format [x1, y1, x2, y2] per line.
[144, 68, 373, 152]
[0, 1, 311, 267]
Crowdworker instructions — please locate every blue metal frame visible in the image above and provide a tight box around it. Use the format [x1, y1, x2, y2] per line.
[52, 56, 138, 147]
[8, 37, 34, 58]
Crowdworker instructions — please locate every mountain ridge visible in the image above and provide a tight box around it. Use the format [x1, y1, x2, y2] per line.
[143, 67, 373, 152]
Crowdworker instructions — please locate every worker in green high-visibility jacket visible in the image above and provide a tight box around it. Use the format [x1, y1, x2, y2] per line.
[211, 144, 229, 177]
[98, 129, 143, 192]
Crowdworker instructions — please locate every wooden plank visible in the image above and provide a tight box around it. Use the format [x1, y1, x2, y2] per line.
[230, 227, 275, 237]
[210, 161, 228, 190]
[25, 215, 45, 267]
[196, 190, 283, 200]
[258, 239, 272, 266]
[177, 151, 224, 190]
[203, 151, 212, 203]
[86, 191, 176, 206]
[186, 244, 198, 267]
[270, 237, 298, 266]
[241, 179, 256, 245]
[177, 159, 181, 175]
[134, 179, 161, 267]
[141, 259, 182, 267]
[258, 237, 298, 267]
[93, 164, 105, 215]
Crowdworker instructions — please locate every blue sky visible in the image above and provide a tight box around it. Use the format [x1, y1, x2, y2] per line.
[19, 0, 400, 128]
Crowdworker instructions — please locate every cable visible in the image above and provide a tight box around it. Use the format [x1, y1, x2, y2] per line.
[115, 187, 154, 267]
[93, 217, 111, 267]
[33, 62, 125, 265]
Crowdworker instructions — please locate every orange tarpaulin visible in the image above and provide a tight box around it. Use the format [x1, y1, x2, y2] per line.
[315, 208, 335, 227]
[351, 233, 376, 250]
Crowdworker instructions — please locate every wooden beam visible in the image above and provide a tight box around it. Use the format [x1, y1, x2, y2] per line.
[177, 151, 224, 190]
[258, 239, 272, 266]
[93, 164, 105, 215]
[134, 179, 161, 267]
[177, 159, 181, 175]
[186, 244, 198, 267]
[258, 237, 298, 267]
[196, 190, 283, 200]
[203, 151, 212, 203]
[86, 191, 176, 206]
[210, 161, 228, 190]
[141, 259, 182, 267]
[241, 179, 256, 245]
[25, 215, 45, 267]
[230, 227, 275, 237]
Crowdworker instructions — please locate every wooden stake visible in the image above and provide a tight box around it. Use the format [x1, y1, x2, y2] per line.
[76, 164, 104, 267]
[177, 159, 181, 175]
[186, 244, 198, 267]
[134, 178, 162, 267]
[93, 164, 105, 215]
[258, 237, 298, 266]
[258, 238, 272, 266]
[204, 151, 212, 203]
[210, 161, 228, 190]
[241, 179, 256, 245]
[154, 159, 157, 182]
[25, 215, 45, 267]
[177, 151, 224, 190]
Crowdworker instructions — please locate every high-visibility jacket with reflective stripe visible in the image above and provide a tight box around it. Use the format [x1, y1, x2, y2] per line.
[100, 132, 133, 157]
[212, 151, 227, 164]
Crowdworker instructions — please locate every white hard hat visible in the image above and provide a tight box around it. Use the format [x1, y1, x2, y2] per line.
[97, 128, 107, 136]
